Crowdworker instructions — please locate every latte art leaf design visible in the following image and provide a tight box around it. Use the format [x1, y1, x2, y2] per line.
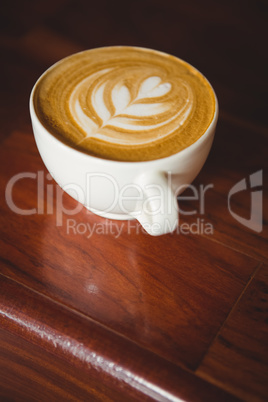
[69, 68, 194, 145]
[34, 47, 215, 161]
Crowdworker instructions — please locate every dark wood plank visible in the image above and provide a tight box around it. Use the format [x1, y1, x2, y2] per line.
[0, 330, 117, 402]
[178, 115, 267, 262]
[0, 28, 83, 143]
[0, 275, 239, 402]
[197, 264, 268, 402]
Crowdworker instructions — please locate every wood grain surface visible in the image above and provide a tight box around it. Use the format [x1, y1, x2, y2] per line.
[0, 0, 267, 401]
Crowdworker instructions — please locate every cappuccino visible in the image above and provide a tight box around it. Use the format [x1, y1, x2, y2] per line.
[33, 46, 215, 161]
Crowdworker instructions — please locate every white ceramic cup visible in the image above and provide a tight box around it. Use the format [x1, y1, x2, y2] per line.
[30, 66, 218, 236]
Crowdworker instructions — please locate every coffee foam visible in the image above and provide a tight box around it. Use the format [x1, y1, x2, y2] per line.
[34, 47, 215, 161]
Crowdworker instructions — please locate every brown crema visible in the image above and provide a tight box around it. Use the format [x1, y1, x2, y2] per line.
[33, 46, 216, 161]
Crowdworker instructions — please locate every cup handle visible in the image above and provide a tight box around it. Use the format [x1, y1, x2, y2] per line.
[129, 171, 179, 236]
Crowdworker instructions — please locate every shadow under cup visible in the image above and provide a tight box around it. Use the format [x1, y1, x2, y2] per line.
[30, 59, 218, 237]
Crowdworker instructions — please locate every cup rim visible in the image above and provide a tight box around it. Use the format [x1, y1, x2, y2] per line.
[30, 45, 219, 167]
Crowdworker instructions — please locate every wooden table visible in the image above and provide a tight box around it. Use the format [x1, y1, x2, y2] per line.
[0, 1, 267, 401]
